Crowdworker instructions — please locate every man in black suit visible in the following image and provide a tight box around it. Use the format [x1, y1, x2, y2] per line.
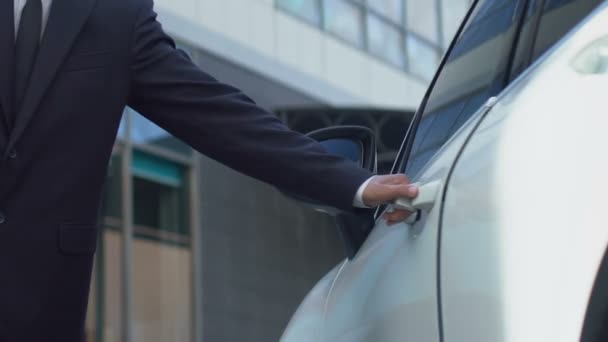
[0, 0, 417, 340]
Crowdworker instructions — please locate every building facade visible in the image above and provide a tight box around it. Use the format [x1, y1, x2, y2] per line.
[84, 1, 473, 341]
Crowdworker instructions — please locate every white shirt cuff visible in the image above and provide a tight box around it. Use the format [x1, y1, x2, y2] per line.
[352, 176, 375, 208]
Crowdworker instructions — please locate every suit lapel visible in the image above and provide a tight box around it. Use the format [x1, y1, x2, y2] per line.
[0, 0, 15, 146]
[5, 0, 97, 158]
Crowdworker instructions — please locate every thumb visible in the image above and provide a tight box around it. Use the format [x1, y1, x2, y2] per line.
[390, 183, 418, 200]
[365, 183, 418, 207]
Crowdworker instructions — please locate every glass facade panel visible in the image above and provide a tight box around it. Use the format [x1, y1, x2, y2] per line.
[407, 34, 440, 81]
[368, 15, 406, 68]
[274, 0, 448, 77]
[406, 0, 439, 44]
[277, 0, 322, 25]
[368, 0, 404, 23]
[323, 0, 365, 47]
[132, 176, 189, 240]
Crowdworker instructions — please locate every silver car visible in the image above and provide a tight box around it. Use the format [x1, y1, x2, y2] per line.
[281, 0, 608, 341]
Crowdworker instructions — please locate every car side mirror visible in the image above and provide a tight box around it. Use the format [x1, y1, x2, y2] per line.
[285, 126, 378, 259]
[309, 126, 377, 173]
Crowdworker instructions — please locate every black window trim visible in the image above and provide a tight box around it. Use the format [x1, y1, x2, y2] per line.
[377, 0, 534, 219]
[373, 0, 482, 220]
[391, 0, 540, 177]
[389, 0, 483, 178]
[522, 0, 604, 77]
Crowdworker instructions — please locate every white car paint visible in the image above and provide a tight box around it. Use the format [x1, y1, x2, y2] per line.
[281, 3, 608, 342]
[280, 261, 347, 342]
[281, 95, 494, 342]
[441, 5, 608, 341]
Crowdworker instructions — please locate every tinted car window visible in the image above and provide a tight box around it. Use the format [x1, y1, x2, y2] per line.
[402, 0, 526, 178]
[532, 0, 601, 60]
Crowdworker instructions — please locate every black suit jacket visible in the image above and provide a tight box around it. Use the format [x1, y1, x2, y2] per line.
[0, 0, 372, 340]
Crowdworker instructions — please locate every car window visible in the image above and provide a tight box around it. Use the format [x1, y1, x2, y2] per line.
[531, 0, 601, 60]
[399, 0, 527, 178]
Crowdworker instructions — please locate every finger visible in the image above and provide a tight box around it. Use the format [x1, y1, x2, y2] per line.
[383, 174, 409, 185]
[405, 184, 419, 197]
[392, 210, 413, 221]
[370, 185, 416, 206]
[362, 174, 416, 206]
[383, 212, 405, 221]
[384, 209, 413, 223]
[383, 210, 397, 221]
[386, 183, 418, 200]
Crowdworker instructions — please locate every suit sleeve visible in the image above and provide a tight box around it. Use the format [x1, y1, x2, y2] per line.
[126, 0, 373, 211]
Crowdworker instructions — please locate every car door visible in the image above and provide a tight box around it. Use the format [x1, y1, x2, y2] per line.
[438, 0, 605, 341]
[318, 0, 530, 341]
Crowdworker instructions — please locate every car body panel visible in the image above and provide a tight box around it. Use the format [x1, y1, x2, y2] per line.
[319, 112, 484, 342]
[279, 96, 492, 341]
[441, 3, 608, 341]
[280, 261, 346, 342]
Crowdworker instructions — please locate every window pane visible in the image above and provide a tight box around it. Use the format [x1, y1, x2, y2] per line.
[324, 0, 365, 47]
[133, 177, 189, 238]
[368, 15, 406, 68]
[407, 34, 439, 81]
[132, 156, 188, 239]
[277, 0, 322, 25]
[532, 0, 600, 60]
[404, 0, 521, 178]
[406, 0, 439, 44]
[368, 0, 404, 23]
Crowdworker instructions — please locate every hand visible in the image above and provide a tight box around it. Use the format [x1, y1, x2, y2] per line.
[361, 174, 418, 225]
